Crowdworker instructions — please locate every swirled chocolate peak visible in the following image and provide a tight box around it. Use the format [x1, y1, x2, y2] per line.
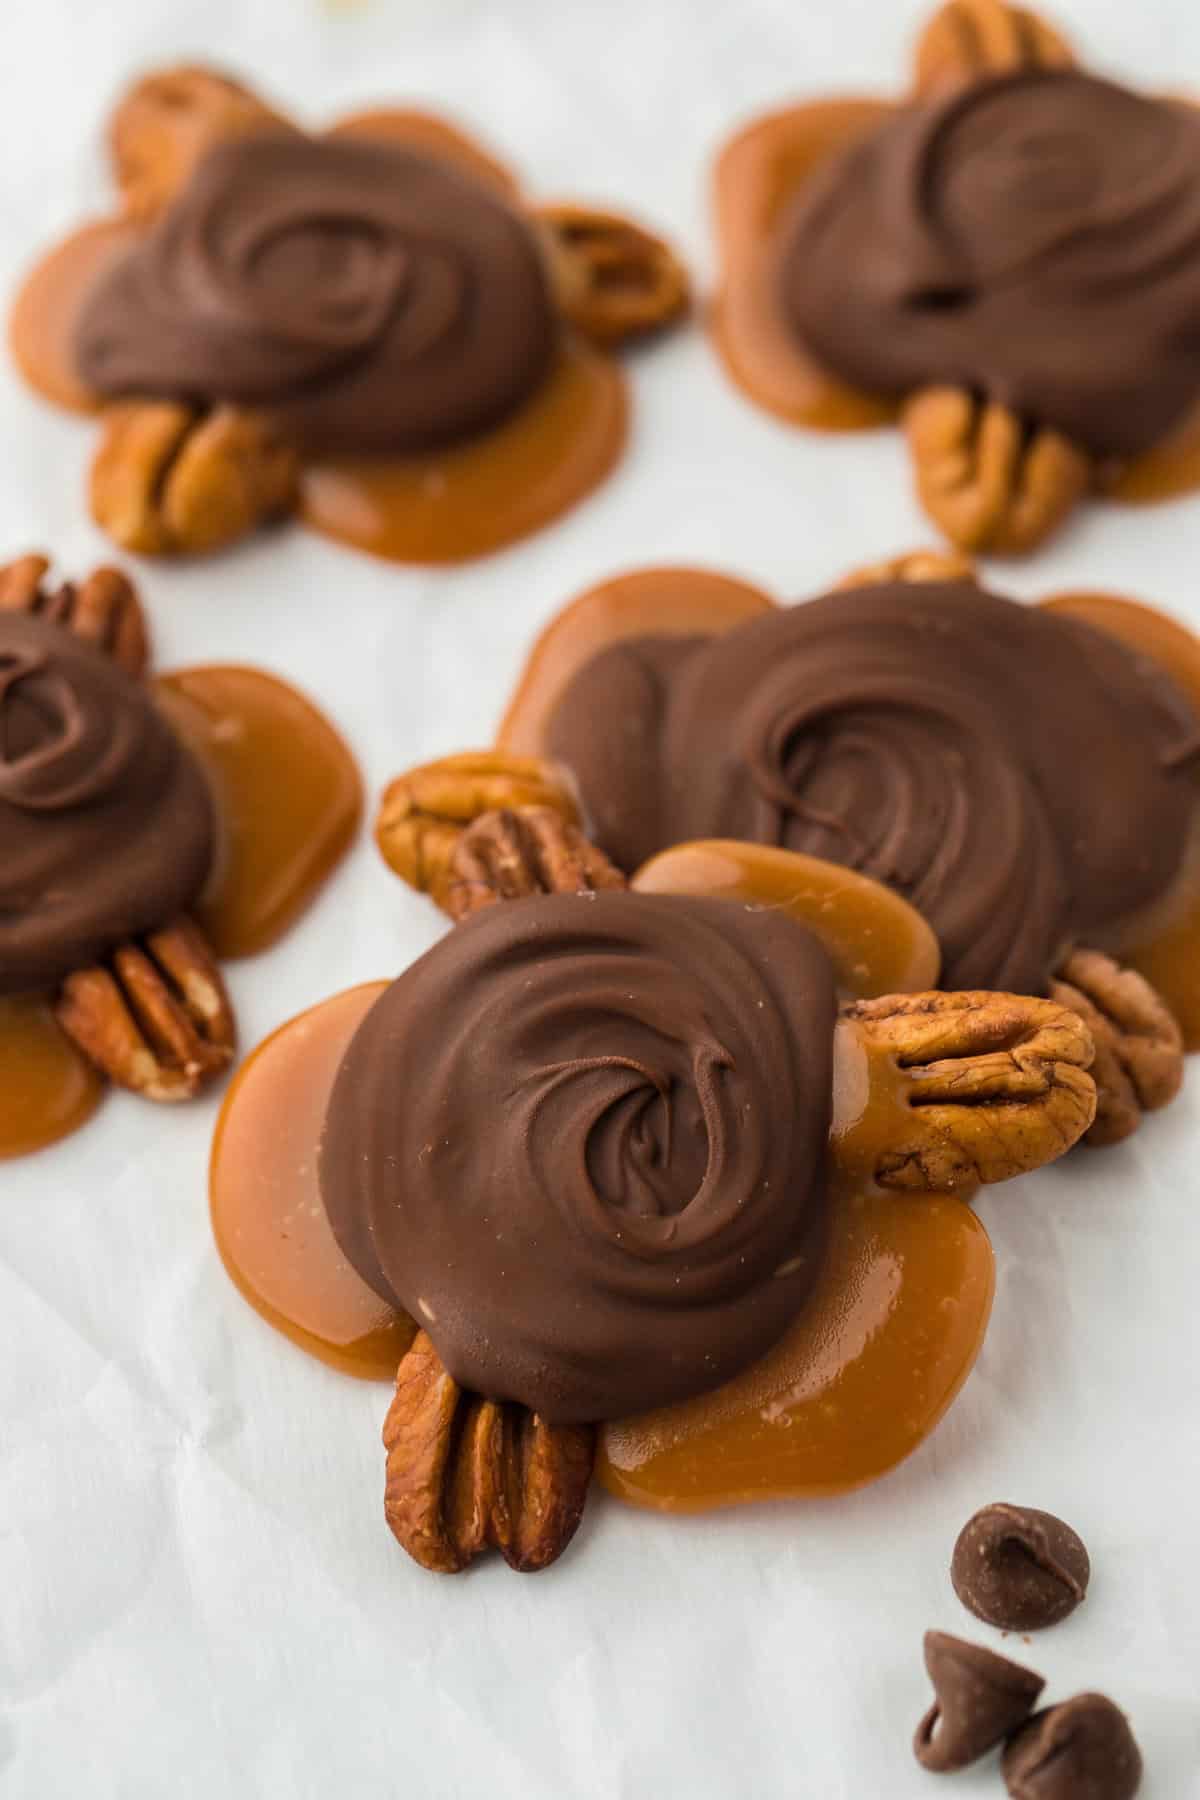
[73, 132, 556, 455]
[545, 579, 1200, 994]
[777, 71, 1200, 456]
[0, 614, 213, 993]
[319, 891, 836, 1421]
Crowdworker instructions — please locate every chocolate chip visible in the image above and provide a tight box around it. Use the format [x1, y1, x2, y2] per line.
[1002, 1694, 1142, 1799]
[952, 1503, 1090, 1631]
[913, 1631, 1044, 1772]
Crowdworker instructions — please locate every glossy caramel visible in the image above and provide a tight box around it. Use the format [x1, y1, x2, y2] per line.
[156, 666, 362, 960]
[597, 1008, 991, 1511]
[597, 1179, 992, 1510]
[497, 566, 776, 755]
[0, 994, 105, 1160]
[210, 982, 415, 1378]
[632, 841, 941, 999]
[300, 339, 627, 565]
[1040, 590, 1200, 1047]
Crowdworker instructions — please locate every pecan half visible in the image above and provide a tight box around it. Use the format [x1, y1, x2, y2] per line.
[913, 0, 1075, 94]
[905, 387, 1091, 555]
[91, 402, 300, 558]
[536, 203, 690, 348]
[55, 916, 235, 1102]
[447, 806, 627, 920]
[0, 554, 148, 677]
[376, 750, 582, 912]
[1050, 948, 1184, 1146]
[383, 1332, 595, 1575]
[840, 990, 1096, 1188]
[836, 546, 977, 590]
[109, 65, 293, 219]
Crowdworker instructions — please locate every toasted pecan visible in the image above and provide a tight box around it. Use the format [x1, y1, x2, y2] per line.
[383, 1332, 594, 1575]
[913, 0, 1075, 94]
[376, 750, 582, 912]
[90, 401, 300, 557]
[446, 806, 627, 920]
[905, 387, 1091, 556]
[0, 554, 148, 677]
[1050, 948, 1184, 1146]
[835, 546, 977, 590]
[55, 916, 235, 1102]
[840, 989, 1096, 1188]
[109, 65, 293, 218]
[536, 203, 690, 348]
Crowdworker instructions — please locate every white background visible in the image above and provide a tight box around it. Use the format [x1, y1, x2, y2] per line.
[3, 1, 1200, 1794]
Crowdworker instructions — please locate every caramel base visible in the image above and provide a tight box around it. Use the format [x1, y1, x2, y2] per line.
[711, 99, 898, 430]
[211, 982, 415, 1378]
[300, 339, 627, 565]
[632, 840, 940, 999]
[498, 566, 777, 755]
[156, 666, 362, 960]
[0, 994, 105, 1160]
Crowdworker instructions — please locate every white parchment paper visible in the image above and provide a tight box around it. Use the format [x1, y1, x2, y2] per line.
[3, 1, 1200, 1793]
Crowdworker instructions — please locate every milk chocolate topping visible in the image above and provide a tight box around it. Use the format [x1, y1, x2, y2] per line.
[546, 579, 1200, 993]
[777, 72, 1200, 457]
[319, 891, 835, 1422]
[74, 133, 556, 454]
[0, 615, 213, 993]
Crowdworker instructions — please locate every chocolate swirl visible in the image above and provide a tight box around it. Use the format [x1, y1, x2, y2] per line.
[320, 891, 835, 1421]
[546, 579, 1200, 994]
[0, 615, 214, 993]
[777, 72, 1200, 456]
[74, 133, 556, 454]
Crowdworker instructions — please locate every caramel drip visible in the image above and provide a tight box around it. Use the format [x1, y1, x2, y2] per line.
[1039, 590, 1200, 1046]
[0, 993, 105, 1160]
[713, 95, 1200, 500]
[631, 840, 941, 999]
[210, 982, 415, 1379]
[155, 666, 362, 960]
[598, 1016, 988, 1510]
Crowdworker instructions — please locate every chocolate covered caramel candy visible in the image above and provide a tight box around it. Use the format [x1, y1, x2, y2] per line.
[0, 613, 213, 993]
[545, 577, 1200, 994]
[320, 891, 836, 1421]
[777, 71, 1200, 458]
[74, 132, 556, 455]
